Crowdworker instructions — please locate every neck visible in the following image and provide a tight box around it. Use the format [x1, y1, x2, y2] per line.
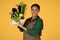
[32, 16, 37, 20]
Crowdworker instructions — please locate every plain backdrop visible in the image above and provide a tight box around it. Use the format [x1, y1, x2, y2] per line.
[0, 0, 60, 40]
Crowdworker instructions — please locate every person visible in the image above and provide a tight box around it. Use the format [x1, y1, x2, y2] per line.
[17, 4, 43, 40]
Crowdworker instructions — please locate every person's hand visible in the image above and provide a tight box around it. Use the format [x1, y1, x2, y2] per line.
[15, 22, 27, 31]
[18, 22, 27, 31]
[15, 22, 23, 28]
[18, 22, 22, 26]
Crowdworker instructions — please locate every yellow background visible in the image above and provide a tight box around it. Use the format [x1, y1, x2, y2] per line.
[0, 0, 60, 40]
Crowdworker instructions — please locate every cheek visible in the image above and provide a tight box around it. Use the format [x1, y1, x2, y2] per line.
[31, 11, 38, 16]
[35, 11, 39, 14]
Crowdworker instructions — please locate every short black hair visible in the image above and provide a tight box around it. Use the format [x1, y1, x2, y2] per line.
[31, 4, 40, 10]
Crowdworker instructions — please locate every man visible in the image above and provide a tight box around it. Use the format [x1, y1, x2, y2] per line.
[17, 4, 43, 40]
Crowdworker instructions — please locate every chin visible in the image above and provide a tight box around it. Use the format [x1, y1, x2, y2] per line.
[32, 16, 36, 17]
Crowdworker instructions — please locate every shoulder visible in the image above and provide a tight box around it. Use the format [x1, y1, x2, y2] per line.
[40, 18, 43, 22]
[37, 17, 43, 23]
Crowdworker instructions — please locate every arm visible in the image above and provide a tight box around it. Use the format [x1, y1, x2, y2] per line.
[17, 20, 43, 36]
[26, 20, 43, 36]
[17, 19, 28, 32]
[17, 26, 24, 32]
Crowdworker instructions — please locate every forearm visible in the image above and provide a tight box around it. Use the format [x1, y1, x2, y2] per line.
[17, 26, 24, 32]
[18, 25, 27, 31]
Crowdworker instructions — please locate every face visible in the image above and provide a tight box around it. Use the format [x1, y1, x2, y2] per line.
[31, 6, 39, 17]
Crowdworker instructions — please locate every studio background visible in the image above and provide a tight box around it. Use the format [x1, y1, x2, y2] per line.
[0, 0, 60, 40]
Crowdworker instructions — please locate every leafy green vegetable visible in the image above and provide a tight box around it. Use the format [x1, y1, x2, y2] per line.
[11, 2, 27, 22]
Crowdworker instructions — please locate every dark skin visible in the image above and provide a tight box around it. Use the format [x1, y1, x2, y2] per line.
[15, 6, 40, 31]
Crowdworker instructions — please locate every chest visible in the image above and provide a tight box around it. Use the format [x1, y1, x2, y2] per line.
[26, 21, 36, 29]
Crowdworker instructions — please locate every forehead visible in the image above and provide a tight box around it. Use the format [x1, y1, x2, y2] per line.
[31, 6, 39, 9]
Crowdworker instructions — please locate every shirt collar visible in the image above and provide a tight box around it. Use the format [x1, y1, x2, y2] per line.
[31, 16, 40, 21]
